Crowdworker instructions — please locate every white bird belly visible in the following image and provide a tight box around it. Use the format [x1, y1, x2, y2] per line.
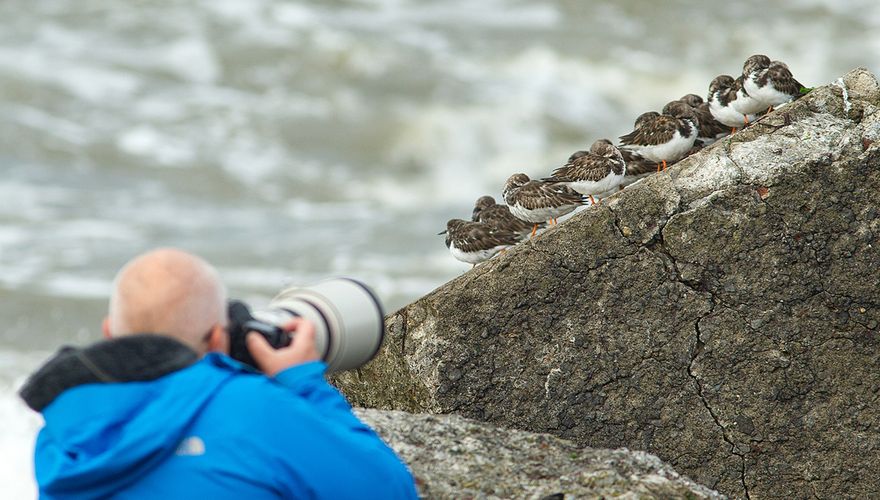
[449, 242, 508, 264]
[731, 92, 766, 115]
[509, 202, 577, 223]
[753, 85, 794, 107]
[627, 129, 695, 163]
[744, 76, 761, 98]
[710, 100, 756, 128]
[566, 170, 625, 197]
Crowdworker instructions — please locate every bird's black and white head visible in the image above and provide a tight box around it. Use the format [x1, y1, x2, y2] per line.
[661, 100, 682, 116]
[439, 218, 467, 247]
[503, 173, 530, 203]
[633, 111, 660, 129]
[472, 195, 496, 221]
[590, 138, 619, 158]
[743, 54, 771, 77]
[663, 101, 696, 120]
[708, 75, 736, 99]
[679, 94, 704, 108]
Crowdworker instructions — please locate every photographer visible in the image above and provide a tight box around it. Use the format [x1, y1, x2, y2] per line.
[20, 248, 418, 499]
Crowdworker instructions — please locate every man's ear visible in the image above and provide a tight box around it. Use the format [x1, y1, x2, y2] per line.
[102, 317, 112, 339]
[207, 324, 229, 354]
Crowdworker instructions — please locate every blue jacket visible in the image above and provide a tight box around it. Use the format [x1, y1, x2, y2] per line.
[23, 336, 418, 499]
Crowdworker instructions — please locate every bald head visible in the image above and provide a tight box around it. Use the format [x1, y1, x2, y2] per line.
[107, 248, 227, 353]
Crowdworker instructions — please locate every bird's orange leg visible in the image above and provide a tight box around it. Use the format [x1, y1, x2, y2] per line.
[589, 195, 596, 205]
[656, 160, 668, 172]
[531, 224, 538, 238]
[731, 127, 738, 134]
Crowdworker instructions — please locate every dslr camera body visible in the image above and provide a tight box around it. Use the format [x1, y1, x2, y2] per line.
[226, 278, 385, 373]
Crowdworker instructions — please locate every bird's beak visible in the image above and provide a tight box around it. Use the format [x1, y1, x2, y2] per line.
[437, 230, 447, 235]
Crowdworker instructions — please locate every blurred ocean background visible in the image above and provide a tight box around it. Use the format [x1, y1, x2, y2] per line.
[2, 0, 879, 496]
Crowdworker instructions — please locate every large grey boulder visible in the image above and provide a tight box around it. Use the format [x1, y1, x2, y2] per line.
[334, 68, 880, 498]
[357, 408, 724, 499]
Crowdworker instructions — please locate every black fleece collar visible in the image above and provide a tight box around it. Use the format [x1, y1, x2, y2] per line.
[19, 334, 199, 412]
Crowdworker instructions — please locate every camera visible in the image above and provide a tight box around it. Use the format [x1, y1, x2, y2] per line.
[227, 278, 385, 373]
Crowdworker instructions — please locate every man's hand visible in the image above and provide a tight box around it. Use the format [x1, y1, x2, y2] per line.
[246, 318, 321, 377]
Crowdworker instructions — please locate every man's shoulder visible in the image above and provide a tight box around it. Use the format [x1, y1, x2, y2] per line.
[195, 354, 313, 413]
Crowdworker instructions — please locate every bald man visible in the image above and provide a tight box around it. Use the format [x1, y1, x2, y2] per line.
[20, 248, 418, 499]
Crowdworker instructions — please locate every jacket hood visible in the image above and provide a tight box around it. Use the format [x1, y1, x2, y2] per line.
[20, 334, 245, 498]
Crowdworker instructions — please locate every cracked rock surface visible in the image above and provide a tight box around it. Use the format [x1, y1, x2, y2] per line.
[334, 68, 880, 498]
[358, 408, 725, 499]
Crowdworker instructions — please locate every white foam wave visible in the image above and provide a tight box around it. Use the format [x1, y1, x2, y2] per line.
[0, 46, 141, 104]
[325, 0, 559, 30]
[117, 125, 199, 167]
[41, 275, 112, 299]
[1, 104, 95, 145]
[0, 181, 76, 220]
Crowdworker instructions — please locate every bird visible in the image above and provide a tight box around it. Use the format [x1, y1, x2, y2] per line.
[707, 75, 758, 133]
[544, 139, 626, 204]
[668, 94, 729, 146]
[741, 54, 806, 111]
[730, 75, 767, 117]
[471, 195, 539, 240]
[439, 219, 519, 266]
[619, 101, 699, 172]
[503, 173, 585, 237]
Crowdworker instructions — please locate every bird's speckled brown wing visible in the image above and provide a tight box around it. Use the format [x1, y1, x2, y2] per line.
[549, 150, 623, 182]
[765, 65, 803, 98]
[452, 222, 519, 252]
[619, 115, 678, 147]
[515, 181, 584, 209]
[479, 205, 535, 234]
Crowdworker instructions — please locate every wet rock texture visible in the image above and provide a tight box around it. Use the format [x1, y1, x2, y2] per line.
[334, 68, 880, 498]
[358, 408, 724, 499]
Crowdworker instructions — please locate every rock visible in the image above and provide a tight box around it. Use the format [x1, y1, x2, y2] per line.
[357, 408, 725, 499]
[333, 68, 880, 498]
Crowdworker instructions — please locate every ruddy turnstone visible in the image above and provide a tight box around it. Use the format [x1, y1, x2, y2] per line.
[742, 54, 806, 110]
[619, 102, 698, 172]
[707, 75, 758, 133]
[471, 195, 538, 239]
[502, 173, 585, 237]
[544, 139, 626, 204]
[666, 95, 728, 146]
[439, 219, 519, 266]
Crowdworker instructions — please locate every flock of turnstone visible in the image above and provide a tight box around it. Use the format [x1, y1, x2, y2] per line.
[441, 54, 808, 266]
